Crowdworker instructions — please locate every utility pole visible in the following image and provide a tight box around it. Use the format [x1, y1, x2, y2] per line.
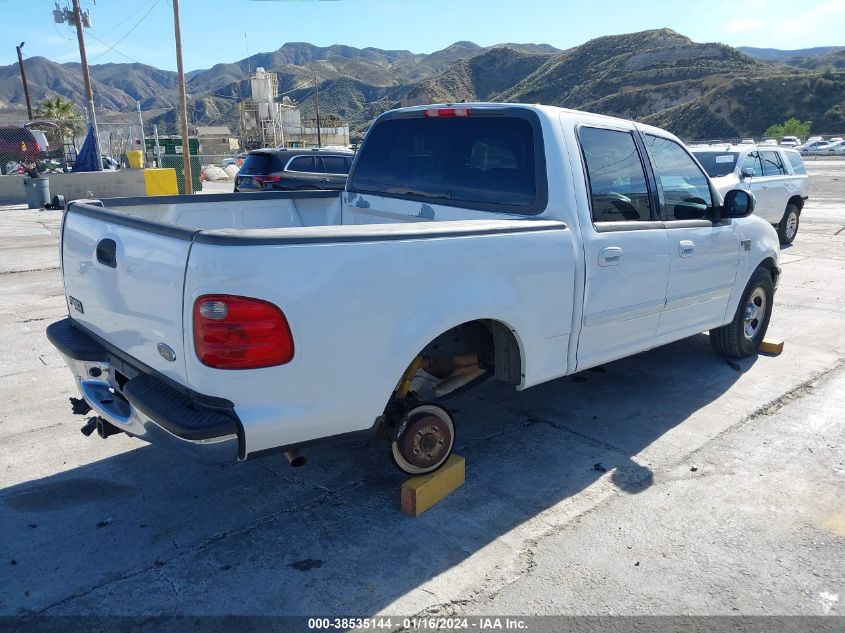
[15, 43, 33, 120]
[172, 0, 193, 194]
[314, 74, 322, 148]
[136, 101, 146, 166]
[54, 0, 102, 169]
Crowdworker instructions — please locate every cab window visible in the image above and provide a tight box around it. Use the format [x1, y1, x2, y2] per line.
[579, 127, 652, 223]
[645, 135, 714, 221]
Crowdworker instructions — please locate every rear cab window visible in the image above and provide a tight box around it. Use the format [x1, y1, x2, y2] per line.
[349, 110, 547, 214]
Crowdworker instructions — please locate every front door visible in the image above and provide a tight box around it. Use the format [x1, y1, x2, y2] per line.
[642, 133, 740, 342]
[576, 125, 670, 370]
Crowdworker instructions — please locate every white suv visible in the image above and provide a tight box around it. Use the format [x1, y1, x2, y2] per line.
[691, 145, 810, 244]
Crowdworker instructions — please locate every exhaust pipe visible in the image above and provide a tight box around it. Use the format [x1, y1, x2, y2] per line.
[283, 449, 306, 468]
[95, 417, 123, 439]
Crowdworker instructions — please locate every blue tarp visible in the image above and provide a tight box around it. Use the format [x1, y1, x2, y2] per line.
[72, 124, 102, 172]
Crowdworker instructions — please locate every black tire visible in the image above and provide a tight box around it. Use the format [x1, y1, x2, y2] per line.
[391, 403, 455, 475]
[710, 267, 774, 359]
[777, 203, 800, 245]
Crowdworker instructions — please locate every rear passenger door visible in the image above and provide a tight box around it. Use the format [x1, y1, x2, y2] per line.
[576, 125, 670, 370]
[642, 134, 740, 341]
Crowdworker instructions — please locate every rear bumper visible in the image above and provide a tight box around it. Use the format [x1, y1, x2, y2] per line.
[47, 318, 240, 463]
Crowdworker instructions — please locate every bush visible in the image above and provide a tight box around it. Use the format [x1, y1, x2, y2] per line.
[763, 117, 812, 140]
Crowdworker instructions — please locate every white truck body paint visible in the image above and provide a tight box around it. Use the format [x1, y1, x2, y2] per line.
[52, 104, 781, 461]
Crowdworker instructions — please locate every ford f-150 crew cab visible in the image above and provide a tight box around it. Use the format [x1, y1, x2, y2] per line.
[47, 103, 780, 475]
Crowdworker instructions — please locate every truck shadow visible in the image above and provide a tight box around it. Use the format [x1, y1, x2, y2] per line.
[1, 334, 755, 615]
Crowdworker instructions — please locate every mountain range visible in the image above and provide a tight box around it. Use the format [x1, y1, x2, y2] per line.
[1, 30, 844, 141]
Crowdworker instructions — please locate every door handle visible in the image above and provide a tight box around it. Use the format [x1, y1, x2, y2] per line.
[598, 246, 623, 267]
[678, 240, 695, 257]
[96, 238, 117, 268]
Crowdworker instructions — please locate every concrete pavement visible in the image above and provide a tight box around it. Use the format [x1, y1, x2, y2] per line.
[0, 202, 842, 618]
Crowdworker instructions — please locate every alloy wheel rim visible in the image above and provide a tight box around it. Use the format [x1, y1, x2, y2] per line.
[743, 287, 767, 341]
[786, 212, 798, 239]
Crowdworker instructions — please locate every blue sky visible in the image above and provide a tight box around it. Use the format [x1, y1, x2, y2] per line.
[2, 0, 844, 70]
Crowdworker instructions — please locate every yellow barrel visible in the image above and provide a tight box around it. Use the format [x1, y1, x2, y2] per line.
[126, 150, 144, 169]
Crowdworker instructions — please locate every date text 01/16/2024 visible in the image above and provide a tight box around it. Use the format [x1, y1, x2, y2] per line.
[307, 617, 529, 630]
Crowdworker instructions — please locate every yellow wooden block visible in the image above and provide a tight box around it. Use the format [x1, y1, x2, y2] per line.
[759, 339, 784, 355]
[143, 168, 179, 196]
[401, 454, 465, 517]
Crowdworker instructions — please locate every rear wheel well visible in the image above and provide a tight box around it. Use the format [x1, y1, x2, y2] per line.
[391, 319, 522, 405]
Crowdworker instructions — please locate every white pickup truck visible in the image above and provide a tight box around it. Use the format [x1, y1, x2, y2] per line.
[47, 104, 780, 475]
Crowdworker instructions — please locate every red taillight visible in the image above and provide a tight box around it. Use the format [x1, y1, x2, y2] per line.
[424, 108, 471, 118]
[254, 175, 281, 185]
[193, 294, 294, 369]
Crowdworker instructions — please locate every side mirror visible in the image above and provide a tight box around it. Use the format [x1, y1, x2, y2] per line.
[723, 189, 755, 219]
[740, 167, 754, 179]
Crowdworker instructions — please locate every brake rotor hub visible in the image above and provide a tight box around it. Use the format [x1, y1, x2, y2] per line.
[399, 412, 452, 470]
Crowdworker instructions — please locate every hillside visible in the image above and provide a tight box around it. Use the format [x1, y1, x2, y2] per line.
[645, 71, 845, 138]
[738, 46, 843, 61]
[2, 31, 844, 141]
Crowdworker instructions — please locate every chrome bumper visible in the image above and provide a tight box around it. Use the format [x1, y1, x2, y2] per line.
[48, 319, 240, 464]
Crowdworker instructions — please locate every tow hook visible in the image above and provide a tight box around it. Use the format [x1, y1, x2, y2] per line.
[80, 417, 123, 439]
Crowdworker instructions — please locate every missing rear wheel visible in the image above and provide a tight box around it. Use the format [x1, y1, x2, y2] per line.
[391, 404, 455, 475]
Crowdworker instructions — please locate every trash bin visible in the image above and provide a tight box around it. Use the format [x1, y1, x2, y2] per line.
[126, 150, 144, 169]
[23, 177, 51, 209]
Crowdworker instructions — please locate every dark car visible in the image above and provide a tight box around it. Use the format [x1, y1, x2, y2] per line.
[0, 127, 43, 174]
[234, 148, 354, 192]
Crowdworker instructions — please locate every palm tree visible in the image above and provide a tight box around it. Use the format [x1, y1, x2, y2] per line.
[35, 96, 83, 137]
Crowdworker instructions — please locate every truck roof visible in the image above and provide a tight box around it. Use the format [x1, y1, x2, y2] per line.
[383, 102, 682, 143]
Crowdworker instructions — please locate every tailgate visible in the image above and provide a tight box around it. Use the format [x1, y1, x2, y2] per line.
[61, 205, 193, 384]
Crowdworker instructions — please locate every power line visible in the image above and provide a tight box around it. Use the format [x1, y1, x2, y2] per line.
[90, 0, 161, 62]
[95, 0, 159, 38]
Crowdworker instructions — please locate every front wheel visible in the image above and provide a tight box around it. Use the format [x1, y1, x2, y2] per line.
[710, 267, 774, 358]
[778, 204, 800, 245]
[391, 404, 455, 475]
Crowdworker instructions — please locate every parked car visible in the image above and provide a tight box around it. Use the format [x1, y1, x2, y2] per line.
[780, 136, 801, 148]
[818, 139, 845, 154]
[0, 126, 43, 175]
[234, 148, 354, 192]
[759, 139, 778, 146]
[691, 144, 809, 244]
[799, 140, 832, 154]
[47, 103, 778, 475]
[739, 138, 755, 145]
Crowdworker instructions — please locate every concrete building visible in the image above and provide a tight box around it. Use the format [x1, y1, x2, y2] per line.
[196, 126, 239, 157]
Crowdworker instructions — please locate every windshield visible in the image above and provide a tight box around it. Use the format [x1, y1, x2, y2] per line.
[691, 151, 739, 178]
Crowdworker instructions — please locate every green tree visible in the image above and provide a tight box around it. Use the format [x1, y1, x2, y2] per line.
[34, 96, 83, 137]
[763, 118, 812, 140]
